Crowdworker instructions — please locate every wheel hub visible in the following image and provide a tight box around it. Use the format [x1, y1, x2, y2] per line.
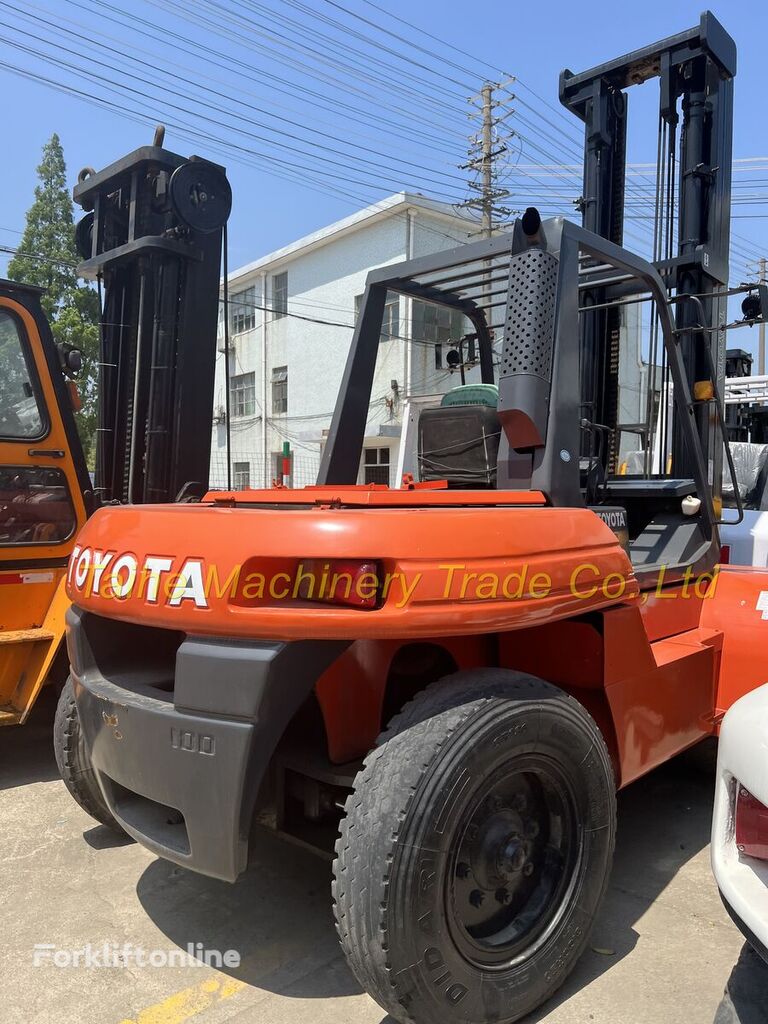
[447, 759, 578, 968]
[467, 809, 531, 890]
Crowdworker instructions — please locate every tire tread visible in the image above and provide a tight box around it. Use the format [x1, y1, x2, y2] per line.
[53, 677, 124, 833]
[332, 669, 615, 1024]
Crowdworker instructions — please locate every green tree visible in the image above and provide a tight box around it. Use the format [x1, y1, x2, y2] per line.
[8, 134, 99, 463]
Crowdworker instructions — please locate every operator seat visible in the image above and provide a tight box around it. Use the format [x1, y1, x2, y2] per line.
[417, 384, 501, 488]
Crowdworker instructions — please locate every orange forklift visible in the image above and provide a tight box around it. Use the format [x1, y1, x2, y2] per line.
[46, 12, 768, 1024]
[0, 282, 91, 723]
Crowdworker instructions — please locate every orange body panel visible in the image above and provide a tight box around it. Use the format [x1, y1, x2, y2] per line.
[605, 625, 721, 785]
[0, 575, 72, 723]
[637, 582, 706, 640]
[316, 634, 494, 762]
[66, 500, 637, 640]
[497, 603, 721, 786]
[700, 565, 768, 715]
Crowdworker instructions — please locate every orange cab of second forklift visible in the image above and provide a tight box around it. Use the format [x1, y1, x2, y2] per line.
[0, 282, 89, 724]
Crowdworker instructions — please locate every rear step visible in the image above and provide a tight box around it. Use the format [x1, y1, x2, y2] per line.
[651, 625, 724, 731]
[651, 625, 723, 666]
[0, 628, 55, 646]
[0, 629, 58, 725]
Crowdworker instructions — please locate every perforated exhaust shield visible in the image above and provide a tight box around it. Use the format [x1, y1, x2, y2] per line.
[498, 248, 559, 449]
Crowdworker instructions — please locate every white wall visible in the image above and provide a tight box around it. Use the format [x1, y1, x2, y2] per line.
[210, 206, 476, 490]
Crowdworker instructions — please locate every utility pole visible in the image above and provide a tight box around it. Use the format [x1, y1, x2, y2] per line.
[456, 79, 515, 376]
[760, 257, 766, 375]
[480, 84, 494, 237]
[460, 79, 514, 237]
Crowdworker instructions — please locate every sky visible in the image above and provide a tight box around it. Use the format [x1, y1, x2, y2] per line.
[0, 0, 766, 356]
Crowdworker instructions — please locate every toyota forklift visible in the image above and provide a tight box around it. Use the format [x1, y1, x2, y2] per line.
[55, 13, 768, 1024]
[0, 140, 231, 726]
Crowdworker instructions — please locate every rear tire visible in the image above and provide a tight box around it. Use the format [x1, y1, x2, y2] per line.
[54, 676, 125, 834]
[333, 669, 616, 1024]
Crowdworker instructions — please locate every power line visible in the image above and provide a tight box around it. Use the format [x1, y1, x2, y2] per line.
[0, 244, 76, 268]
[1, 53, 477, 262]
[146, 0, 471, 134]
[0, 20, 468, 202]
[355, 0, 507, 81]
[273, 0, 476, 92]
[66, 0, 460, 156]
[3, 3, 471, 190]
[195, 0, 472, 114]
[3, 0, 764, 284]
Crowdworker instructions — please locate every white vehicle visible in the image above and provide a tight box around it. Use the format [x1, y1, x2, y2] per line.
[719, 441, 768, 567]
[712, 684, 768, 963]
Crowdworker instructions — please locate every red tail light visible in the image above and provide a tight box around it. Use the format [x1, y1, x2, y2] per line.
[735, 784, 768, 860]
[719, 544, 731, 564]
[298, 559, 380, 609]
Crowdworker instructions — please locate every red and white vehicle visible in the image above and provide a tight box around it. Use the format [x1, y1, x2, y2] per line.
[712, 684, 768, 962]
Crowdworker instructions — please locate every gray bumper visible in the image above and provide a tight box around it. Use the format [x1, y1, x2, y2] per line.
[66, 606, 346, 881]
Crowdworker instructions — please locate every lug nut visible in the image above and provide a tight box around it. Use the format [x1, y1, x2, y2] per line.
[523, 862, 534, 877]
[469, 889, 485, 908]
[495, 887, 511, 904]
[456, 862, 471, 879]
[524, 820, 540, 839]
[490, 795, 505, 811]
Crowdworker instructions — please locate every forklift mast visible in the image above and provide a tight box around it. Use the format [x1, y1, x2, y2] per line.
[318, 13, 748, 587]
[560, 11, 736, 491]
[73, 135, 231, 505]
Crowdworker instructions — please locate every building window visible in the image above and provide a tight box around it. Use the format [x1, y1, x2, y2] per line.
[232, 461, 250, 490]
[230, 371, 256, 417]
[354, 291, 399, 342]
[412, 299, 470, 370]
[381, 294, 399, 340]
[272, 272, 288, 319]
[364, 447, 390, 485]
[271, 365, 288, 414]
[230, 285, 257, 334]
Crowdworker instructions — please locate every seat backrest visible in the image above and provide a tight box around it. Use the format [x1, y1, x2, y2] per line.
[418, 404, 501, 488]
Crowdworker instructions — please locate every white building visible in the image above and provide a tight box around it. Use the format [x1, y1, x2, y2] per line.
[210, 193, 484, 490]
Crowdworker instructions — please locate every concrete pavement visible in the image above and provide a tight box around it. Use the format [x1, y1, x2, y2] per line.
[1, 688, 765, 1024]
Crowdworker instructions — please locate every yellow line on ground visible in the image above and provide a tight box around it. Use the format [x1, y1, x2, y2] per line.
[118, 975, 247, 1024]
